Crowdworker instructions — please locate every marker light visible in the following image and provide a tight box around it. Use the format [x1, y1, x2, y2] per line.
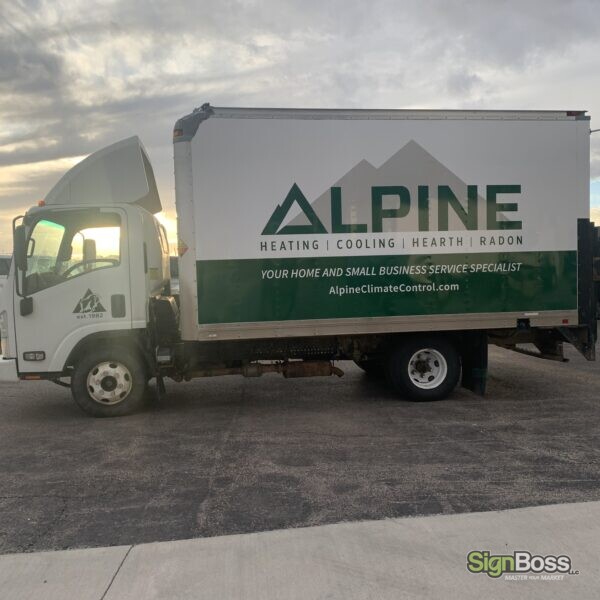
[23, 351, 45, 361]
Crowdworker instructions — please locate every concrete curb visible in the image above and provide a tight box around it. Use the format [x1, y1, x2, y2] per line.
[1, 501, 598, 600]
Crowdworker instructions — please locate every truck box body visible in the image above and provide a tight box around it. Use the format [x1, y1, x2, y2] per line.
[173, 107, 590, 341]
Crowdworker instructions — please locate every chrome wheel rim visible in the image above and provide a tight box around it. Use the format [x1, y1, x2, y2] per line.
[86, 361, 133, 405]
[407, 349, 447, 390]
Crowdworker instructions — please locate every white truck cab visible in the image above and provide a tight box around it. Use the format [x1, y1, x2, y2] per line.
[0, 137, 170, 414]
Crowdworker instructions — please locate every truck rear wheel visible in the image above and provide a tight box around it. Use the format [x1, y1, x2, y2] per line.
[71, 346, 148, 417]
[386, 336, 460, 401]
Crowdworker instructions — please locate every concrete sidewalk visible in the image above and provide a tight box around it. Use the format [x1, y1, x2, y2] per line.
[1, 501, 598, 600]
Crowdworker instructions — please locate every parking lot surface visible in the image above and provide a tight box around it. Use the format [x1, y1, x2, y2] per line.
[1, 344, 599, 554]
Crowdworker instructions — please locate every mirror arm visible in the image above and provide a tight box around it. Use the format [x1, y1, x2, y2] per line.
[12, 217, 34, 316]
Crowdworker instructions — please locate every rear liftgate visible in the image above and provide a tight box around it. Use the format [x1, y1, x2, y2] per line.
[490, 218, 597, 365]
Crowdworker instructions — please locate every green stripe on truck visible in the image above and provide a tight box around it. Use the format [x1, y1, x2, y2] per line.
[196, 251, 577, 325]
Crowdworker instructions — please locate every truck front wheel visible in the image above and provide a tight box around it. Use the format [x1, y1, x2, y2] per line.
[71, 346, 148, 417]
[386, 336, 460, 401]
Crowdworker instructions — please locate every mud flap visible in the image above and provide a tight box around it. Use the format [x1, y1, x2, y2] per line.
[460, 331, 488, 396]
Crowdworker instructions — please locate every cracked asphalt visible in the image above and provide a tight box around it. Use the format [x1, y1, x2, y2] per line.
[1, 343, 599, 554]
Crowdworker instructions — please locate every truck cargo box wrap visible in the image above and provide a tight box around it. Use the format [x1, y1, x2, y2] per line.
[173, 107, 590, 341]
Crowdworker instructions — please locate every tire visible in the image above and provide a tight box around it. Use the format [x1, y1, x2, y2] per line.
[71, 346, 148, 417]
[385, 336, 460, 402]
[354, 359, 386, 378]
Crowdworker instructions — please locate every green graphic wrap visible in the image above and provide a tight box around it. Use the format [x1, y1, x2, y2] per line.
[196, 251, 577, 324]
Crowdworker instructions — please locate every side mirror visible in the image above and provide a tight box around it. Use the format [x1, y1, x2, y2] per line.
[13, 222, 31, 309]
[20, 297, 33, 316]
[14, 225, 27, 272]
[83, 238, 96, 262]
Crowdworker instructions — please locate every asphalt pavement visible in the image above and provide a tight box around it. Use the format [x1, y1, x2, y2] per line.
[0, 344, 599, 555]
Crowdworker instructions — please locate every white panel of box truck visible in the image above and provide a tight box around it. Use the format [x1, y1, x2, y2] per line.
[1, 105, 597, 416]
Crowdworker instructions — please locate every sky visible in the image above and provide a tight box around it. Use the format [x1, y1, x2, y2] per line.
[1, 0, 600, 254]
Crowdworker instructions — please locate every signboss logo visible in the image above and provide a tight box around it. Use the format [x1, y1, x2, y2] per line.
[467, 550, 578, 579]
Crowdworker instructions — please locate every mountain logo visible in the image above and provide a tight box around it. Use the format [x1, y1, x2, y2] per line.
[262, 140, 521, 235]
[73, 289, 106, 314]
[262, 183, 327, 235]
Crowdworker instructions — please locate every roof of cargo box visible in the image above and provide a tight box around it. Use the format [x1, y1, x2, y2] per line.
[44, 136, 161, 214]
[173, 103, 589, 142]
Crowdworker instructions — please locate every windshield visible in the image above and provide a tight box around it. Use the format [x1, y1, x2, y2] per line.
[26, 219, 65, 280]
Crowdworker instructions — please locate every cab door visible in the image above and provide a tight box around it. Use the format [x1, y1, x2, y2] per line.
[13, 207, 132, 374]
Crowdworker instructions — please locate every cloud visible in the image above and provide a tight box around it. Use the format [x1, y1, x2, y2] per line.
[1, 0, 600, 248]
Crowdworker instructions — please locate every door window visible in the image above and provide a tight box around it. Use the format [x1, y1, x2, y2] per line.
[25, 211, 122, 294]
[66, 226, 121, 277]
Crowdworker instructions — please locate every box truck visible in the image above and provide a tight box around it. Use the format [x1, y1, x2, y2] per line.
[0, 105, 597, 416]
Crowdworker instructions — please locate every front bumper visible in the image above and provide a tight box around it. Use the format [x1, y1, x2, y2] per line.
[0, 357, 18, 382]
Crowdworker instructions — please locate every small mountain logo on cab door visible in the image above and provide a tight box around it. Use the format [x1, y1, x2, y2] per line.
[73, 289, 106, 314]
